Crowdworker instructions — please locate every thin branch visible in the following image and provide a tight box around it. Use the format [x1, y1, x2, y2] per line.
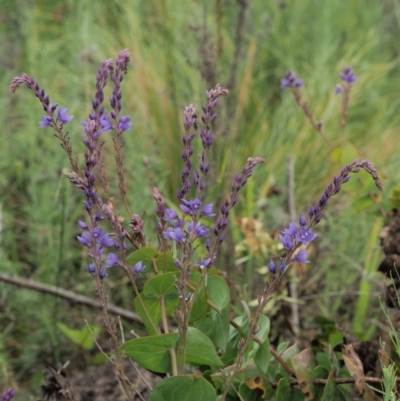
[0, 273, 142, 323]
[287, 155, 300, 337]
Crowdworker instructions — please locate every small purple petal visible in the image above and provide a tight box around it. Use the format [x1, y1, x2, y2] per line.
[267, 260, 276, 274]
[133, 260, 145, 274]
[335, 84, 343, 94]
[39, 115, 52, 128]
[201, 203, 216, 217]
[293, 249, 309, 264]
[78, 220, 89, 230]
[57, 107, 73, 124]
[77, 232, 91, 247]
[105, 253, 119, 267]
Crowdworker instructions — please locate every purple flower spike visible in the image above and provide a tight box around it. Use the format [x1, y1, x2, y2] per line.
[0, 388, 15, 401]
[281, 71, 303, 89]
[339, 67, 356, 84]
[133, 260, 145, 274]
[293, 249, 309, 264]
[57, 107, 73, 124]
[39, 115, 52, 128]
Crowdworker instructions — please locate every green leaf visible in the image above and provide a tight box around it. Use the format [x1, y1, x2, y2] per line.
[321, 372, 347, 401]
[207, 276, 230, 309]
[329, 146, 342, 163]
[149, 375, 217, 401]
[134, 293, 161, 336]
[126, 248, 178, 273]
[120, 332, 179, 373]
[254, 315, 270, 344]
[254, 338, 271, 374]
[143, 272, 178, 299]
[276, 377, 291, 401]
[155, 251, 179, 272]
[189, 279, 209, 323]
[57, 322, 100, 350]
[340, 142, 359, 166]
[180, 327, 223, 367]
[220, 314, 248, 365]
[291, 348, 314, 400]
[195, 306, 230, 351]
[126, 247, 158, 273]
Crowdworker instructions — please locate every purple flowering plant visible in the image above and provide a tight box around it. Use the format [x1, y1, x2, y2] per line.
[281, 66, 358, 150]
[9, 52, 383, 400]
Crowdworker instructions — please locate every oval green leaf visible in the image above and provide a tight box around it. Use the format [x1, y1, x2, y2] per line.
[180, 327, 223, 367]
[120, 332, 179, 373]
[149, 375, 216, 401]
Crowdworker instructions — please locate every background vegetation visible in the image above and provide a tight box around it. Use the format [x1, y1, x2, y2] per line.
[1, 0, 400, 398]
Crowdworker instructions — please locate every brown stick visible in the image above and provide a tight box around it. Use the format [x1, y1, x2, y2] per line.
[0, 273, 142, 323]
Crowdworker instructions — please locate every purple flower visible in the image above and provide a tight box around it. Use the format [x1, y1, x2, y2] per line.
[133, 260, 145, 274]
[180, 198, 202, 215]
[163, 227, 185, 243]
[279, 260, 286, 274]
[194, 257, 213, 269]
[105, 253, 119, 267]
[86, 263, 96, 274]
[281, 71, 303, 88]
[188, 222, 209, 238]
[118, 116, 132, 132]
[78, 220, 89, 230]
[99, 114, 112, 132]
[335, 84, 343, 95]
[77, 232, 91, 247]
[39, 115, 52, 128]
[92, 228, 113, 247]
[293, 249, 309, 264]
[295, 227, 317, 245]
[279, 234, 293, 251]
[0, 388, 15, 401]
[200, 203, 216, 217]
[267, 260, 276, 274]
[164, 208, 179, 221]
[282, 222, 297, 237]
[339, 67, 356, 84]
[299, 214, 306, 227]
[57, 107, 73, 124]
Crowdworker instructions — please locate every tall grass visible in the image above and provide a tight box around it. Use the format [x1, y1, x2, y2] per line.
[1, 0, 400, 394]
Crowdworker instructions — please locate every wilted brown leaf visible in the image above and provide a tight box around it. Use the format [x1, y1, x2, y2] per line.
[342, 344, 379, 401]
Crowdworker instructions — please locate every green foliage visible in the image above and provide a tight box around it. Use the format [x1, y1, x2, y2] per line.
[57, 322, 100, 350]
[120, 333, 179, 374]
[2, 1, 400, 400]
[149, 375, 217, 401]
